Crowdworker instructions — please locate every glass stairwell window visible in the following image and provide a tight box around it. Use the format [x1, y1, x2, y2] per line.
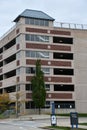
[26, 67, 50, 75]
[25, 34, 49, 42]
[42, 68, 50, 74]
[26, 51, 49, 59]
[25, 18, 49, 26]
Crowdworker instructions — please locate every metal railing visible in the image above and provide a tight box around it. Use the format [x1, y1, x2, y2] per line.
[0, 24, 16, 41]
[54, 21, 87, 30]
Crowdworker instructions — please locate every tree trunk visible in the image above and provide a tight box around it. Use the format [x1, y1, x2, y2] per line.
[39, 107, 41, 115]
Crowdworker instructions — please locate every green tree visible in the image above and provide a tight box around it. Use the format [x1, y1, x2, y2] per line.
[31, 59, 46, 114]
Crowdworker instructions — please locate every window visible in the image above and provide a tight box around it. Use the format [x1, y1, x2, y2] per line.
[44, 21, 49, 26]
[53, 37, 73, 44]
[26, 67, 35, 74]
[25, 34, 49, 42]
[0, 75, 3, 81]
[45, 84, 50, 91]
[26, 34, 30, 41]
[26, 51, 49, 59]
[45, 101, 50, 108]
[37, 52, 49, 58]
[26, 67, 50, 75]
[16, 35, 20, 44]
[4, 39, 16, 50]
[4, 54, 16, 65]
[5, 86, 16, 93]
[16, 68, 20, 75]
[34, 19, 39, 25]
[16, 85, 20, 91]
[54, 68, 74, 75]
[40, 19, 44, 26]
[25, 101, 35, 109]
[25, 18, 49, 26]
[55, 101, 75, 109]
[53, 52, 73, 60]
[25, 102, 30, 109]
[16, 67, 24, 75]
[54, 84, 74, 91]
[26, 51, 31, 57]
[16, 52, 21, 59]
[42, 68, 50, 74]
[0, 89, 2, 94]
[26, 84, 32, 91]
[0, 48, 3, 54]
[31, 51, 36, 57]
[0, 62, 3, 67]
[30, 19, 34, 24]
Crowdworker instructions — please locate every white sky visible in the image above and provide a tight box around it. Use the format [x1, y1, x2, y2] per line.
[0, 0, 87, 37]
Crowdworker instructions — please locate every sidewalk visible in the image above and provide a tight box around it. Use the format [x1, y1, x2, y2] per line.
[19, 114, 50, 120]
[19, 115, 87, 130]
[1, 114, 87, 129]
[19, 114, 87, 129]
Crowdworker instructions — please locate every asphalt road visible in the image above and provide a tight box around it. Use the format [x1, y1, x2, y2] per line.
[0, 123, 43, 130]
[0, 119, 50, 130]
[0, 123, 26, 130]
[0, 117, 72, 130]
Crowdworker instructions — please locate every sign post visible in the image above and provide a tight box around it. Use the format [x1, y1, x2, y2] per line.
[70, 112, 78, 129]
[51, 102, 57, 126]
[51, 102, 55, 115]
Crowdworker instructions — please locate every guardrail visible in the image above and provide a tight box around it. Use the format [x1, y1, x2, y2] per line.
[0, 25, 16, 41]
[54, 21, 87, 30]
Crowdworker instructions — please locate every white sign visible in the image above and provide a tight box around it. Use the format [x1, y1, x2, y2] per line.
[51, 115, 56, 125]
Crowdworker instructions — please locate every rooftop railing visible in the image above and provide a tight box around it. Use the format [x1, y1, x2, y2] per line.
[54, 21, 87, 30]
[0, 24, 16, 41]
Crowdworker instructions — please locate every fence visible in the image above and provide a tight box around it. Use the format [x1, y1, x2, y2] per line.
[54, 21, 87, 30]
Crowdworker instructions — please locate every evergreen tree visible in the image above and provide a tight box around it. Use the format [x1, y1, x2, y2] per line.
[31, 59, 46, 114]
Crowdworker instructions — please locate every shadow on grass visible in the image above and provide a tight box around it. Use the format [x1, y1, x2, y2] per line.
[56, 113, 87, 117]
[43, 126, 85, 130]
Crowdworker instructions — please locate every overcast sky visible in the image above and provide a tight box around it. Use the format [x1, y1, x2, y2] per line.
[0, 0, 87, 37]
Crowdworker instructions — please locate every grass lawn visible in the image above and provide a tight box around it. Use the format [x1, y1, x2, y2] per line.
[0, 114, 6, 119]
[56, 113, 87, 117]
[45, 126, 86, 130]
[78, 113, 87, 117]
[79, 123, 87, 126]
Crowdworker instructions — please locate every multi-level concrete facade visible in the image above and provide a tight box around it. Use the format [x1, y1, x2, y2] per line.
[0, 9, 87, 114]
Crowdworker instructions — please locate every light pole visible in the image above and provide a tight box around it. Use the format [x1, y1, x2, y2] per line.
[15, 90, 25, 117]
[12, 81, 25, 117]
[15, 92, 19, 118]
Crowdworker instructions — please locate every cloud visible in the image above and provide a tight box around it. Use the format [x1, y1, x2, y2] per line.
[43, 0, 87, 23]
[0, 0, 87, 36]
